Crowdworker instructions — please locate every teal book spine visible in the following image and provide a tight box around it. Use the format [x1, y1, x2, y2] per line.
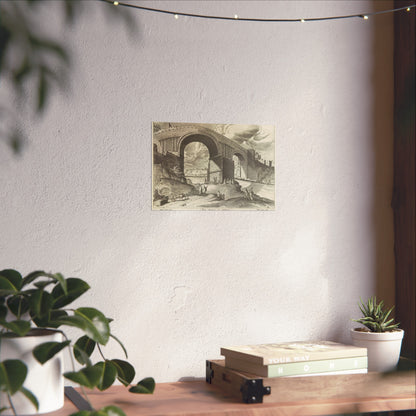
[267, 356, 368, 377]
[225, 355, 368, 377]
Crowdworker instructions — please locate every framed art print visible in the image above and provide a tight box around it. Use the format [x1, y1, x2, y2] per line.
[152, 122, 275, 211]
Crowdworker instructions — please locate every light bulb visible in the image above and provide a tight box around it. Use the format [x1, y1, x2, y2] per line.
[234, 14, 238, 19]
[113, 1, 119, 5]
[174, 14, 179, 19]
[363, 15, 369, 20]
[300, 18, 305, 22]
[406, 7, 411, 12]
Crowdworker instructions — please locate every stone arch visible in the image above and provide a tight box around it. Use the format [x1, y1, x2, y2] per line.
[179, 133, 219, 159]
[179, 133, 223, 184]
[233, 152, 247, 180]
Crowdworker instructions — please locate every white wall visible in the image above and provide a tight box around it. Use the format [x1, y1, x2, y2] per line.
[0, 1, 394, 382]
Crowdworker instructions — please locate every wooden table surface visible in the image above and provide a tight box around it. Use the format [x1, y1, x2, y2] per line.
[51, 372, 416, 416]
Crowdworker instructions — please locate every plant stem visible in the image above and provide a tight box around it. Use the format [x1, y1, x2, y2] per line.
[7, 393, 17, 416]
[61, 332, 94, 411]
[97, 344, 106, 361]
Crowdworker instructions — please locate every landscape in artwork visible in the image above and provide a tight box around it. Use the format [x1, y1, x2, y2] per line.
[152, 122, 275, 210]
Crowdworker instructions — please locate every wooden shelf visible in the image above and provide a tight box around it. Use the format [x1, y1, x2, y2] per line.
[51, 367, 415, 416]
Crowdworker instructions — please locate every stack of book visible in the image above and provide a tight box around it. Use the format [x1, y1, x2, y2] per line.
[220, 340, 368, 378]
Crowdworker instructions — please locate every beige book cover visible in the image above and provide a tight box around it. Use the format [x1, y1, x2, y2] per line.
[221, 341, 368, 365]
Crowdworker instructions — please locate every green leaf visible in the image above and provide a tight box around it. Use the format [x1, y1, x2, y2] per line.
[29, 290, 53, 326]
[69, 407, 127, 416]
[0, 270, 22, 291]
[51, 278, 90, 308]
[64, 366, 102, 389]
[23, 271, 68, 295]
[0, 359, 27, 395]
[19, 386, 39, 411]
[0, 319, 31, 336]
[97, 406, 127, 416]
[94, 361, 117, 391]
[68, 412, 91, 416]
[33, 340, 70, 364]
[47, 310, 69, 328]
[7, 295, 30, 318]
[12, 56, 33, 86]
[74, 335, 96, 365]
[74, 308, 110, 345]
[54, 309, 109, 346]
[0, 276, 19, 296]
[37, 66, 48, 113]
[22, 270, 50, 287]
[52, 315, 90, 333]
[0, 304, 7, 321]
[110, 359, 135, 386]
[128, 377, 155, 394]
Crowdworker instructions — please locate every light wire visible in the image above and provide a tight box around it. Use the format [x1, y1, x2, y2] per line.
[100, 1, 415, 23]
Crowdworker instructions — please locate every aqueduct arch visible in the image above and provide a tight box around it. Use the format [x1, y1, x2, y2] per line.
[153, 124, 273, 185]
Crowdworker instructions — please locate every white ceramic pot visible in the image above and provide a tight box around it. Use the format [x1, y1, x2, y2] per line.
[351, 328, 404, 372]
[0, 329, 64, 415]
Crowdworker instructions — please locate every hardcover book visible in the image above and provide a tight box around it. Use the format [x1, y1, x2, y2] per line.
[220, 341, 367, 366]
[224, 355, 368, 377]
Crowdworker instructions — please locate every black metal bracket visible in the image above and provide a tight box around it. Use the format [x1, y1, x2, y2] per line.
[206, 360, 214, 383]
[64, 386, 93, 411]
[240, 378, 271, 403]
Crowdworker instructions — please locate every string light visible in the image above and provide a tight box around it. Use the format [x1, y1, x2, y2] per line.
[99, 0, 415, 23]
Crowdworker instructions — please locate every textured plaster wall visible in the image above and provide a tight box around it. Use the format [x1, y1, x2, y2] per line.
[0, 1, 394, 382]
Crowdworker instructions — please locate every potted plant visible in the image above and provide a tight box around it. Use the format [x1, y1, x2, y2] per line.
[351, 296, 404, 372]
[0, 269, 155, 416]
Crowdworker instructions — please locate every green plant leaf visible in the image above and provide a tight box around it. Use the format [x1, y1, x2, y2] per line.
[74, 308, 110, 345]
[64, 366, 102, 389]
[0, 304, 7, 321]
[128, 377, 155, 394]
[47, 310, 69, 328]
[0, 359, 27, 395]
[37, 66, 48, 113]
[29, 290, 53, 326]
[23, 271, 68, 294]
[51, 278, 90, 308]
[354, 296, 400, 332]
[74, 335, 96, 365]
[7, 295, 30, 318]
[19, 386, 39, 411]
[12, 56, 33, 86]
[33, 340, 70, 364]
[110, 359, 135, 386]
[52, 315, 89, 333]
[0, 276, 19, 296]
[68, 412, 91, 416]
[22, 270, 50, 287]
[0, 319, 31, 336]
[69, 406, 127, 416]
[94, 361, 117, 391]
[0, 269, 22, 291]
[97, 406, 127, 416]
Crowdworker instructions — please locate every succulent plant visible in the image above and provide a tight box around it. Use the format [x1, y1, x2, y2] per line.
[353, 296, 400, 333]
